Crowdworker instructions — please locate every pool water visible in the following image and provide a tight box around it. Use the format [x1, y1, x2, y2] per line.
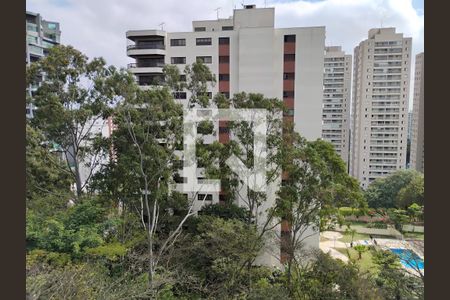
[390, 248, 424, 270]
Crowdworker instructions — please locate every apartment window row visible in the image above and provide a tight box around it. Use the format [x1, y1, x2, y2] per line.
[196, 37, 212, 46]
[173, 92, 187, 99]
[170, 39, 186, 46]
[198, 194, 213, 201]
[196, 56, 212, 64]
[194, 26, 233, 32]
[194, 27, 206, 32]
[171, 57, 186, 64]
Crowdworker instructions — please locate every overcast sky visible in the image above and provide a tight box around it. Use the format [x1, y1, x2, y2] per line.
[27, 0, 423, 108]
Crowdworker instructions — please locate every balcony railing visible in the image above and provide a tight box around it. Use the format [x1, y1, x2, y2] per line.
[127, 43, 165, 50]
[127, 62, 165, 68]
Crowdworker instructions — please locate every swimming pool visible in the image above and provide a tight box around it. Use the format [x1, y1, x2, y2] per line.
[390, 248, 424, 270]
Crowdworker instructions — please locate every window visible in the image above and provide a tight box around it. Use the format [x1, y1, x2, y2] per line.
[284, 35, 296, 42]
[179, 75, 186, 82]
[194, 27, 206, 32]
[284, 54, 295, 61]
[219, 74, 230, 81]
[47, 23, 57, 30]
[284, 109, 295, 116]
[170, 38, 186, 46]
[222, 26, 233, 31]
[199, 92, 212, 99]
[196, 56, 212, 64]
[171, 57, 186, 64]
[283, 91, 294, 98]
[283, 73, 295, 80]
[219, 56, 230, 63]
[219, 127, 230, 133]
[198, 194, 213, 201]
[219, 37, 230, 44]
[196, 37, 212, 45]
[173, 92, 187, 99]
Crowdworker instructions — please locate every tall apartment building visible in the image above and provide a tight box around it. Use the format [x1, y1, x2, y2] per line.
[26, 11, 61, 118]
[322, 46, 352, 169]
[410, 52, 424, 173]
[350, 28, 412, 188]
[126, 5, 325, 265]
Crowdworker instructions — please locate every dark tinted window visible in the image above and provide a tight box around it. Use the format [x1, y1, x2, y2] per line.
[196, 37, 212, 45]
[171, 57, 186, 64]
[283, 73, 295, 80]
[194, 27, 206, 32]
[196, 56, 212, 64]
[219, 56, 230, 63]
[219, 37, 230, 44]
[284, 35, 296, 42]
[219, 74, 230, 81]
[222, 26, 233, 31]
[170, 39, 186, 46]
[284, 54, 295, 61]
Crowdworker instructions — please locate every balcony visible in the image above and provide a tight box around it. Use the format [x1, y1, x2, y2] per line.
[127, 62, 165, 74]
[127, 43, 165, 57]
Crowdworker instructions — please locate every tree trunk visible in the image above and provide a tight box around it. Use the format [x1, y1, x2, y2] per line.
[73, 158, 83, 198]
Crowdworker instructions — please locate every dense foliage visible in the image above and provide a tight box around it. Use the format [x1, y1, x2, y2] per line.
[26, 46, 423, 299]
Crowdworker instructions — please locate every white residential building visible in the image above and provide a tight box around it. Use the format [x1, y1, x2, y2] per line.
[126, 5, 325, 265]
[410, 52, 424, 173]
[322, 46, 352, 169]
[350, 28, 412, 189]
[26, 11, 61, 118]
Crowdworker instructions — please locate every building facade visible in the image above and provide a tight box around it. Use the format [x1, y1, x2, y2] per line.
[350, 28, 412, 189]
[26, 11, 61, 118]
[410, 52, 424, 173]
[126, 6, 325, 265]
[322, 46, 352, 169]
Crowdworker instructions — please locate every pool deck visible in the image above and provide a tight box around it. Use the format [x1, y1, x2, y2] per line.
[319, 231, 424, 276]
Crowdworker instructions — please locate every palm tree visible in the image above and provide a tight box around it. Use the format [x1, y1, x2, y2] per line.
[354, 245, 367, 260]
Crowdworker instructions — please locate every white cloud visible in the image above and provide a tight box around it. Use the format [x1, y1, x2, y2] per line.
[27, 0, 423, 108]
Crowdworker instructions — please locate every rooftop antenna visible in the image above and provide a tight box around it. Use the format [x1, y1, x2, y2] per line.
[215, 7, 221, 19]
[264, 0, 267, 8]
[158, 22, 165, 31]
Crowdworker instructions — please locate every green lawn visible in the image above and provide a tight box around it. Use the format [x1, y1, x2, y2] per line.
[339, 232, 371, 243]
[337, 248, 377, 273]
[403, 232, 424, 240]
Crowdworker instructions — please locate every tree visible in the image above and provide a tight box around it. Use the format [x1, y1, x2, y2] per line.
[26, 124, 73, 209]
[388, 209, 409, 233]
[407, 203, 423, 224]
[345, 226, 357, 244]
[274, 124, 364, 291]
[169, 216, 265, 299]
[396, 174, 424, 208]
[92, 61, 221, 296]
[365, 170, 423, 209]
[27, 45, 134, 198]
[372, 250, 424, 299]
[353, 245, 368, 260]
[290, 250, 384, 299]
